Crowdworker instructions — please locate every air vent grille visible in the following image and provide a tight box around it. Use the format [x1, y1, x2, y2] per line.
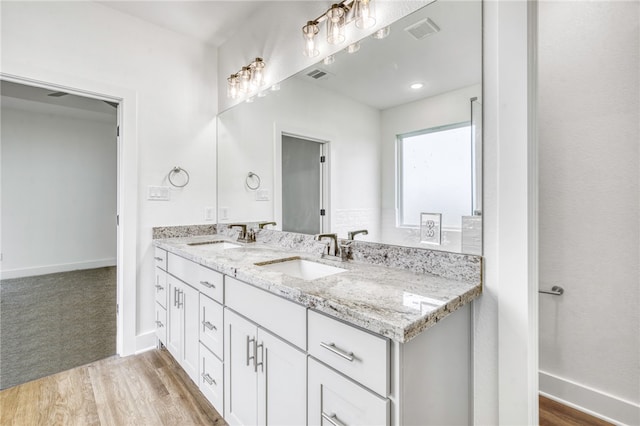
[306, 69, 329, 80]
[404, 18, 440, 40]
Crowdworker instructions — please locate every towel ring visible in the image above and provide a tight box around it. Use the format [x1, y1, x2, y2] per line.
[246, 172, 261, 190]
[168, 167, 190, 188]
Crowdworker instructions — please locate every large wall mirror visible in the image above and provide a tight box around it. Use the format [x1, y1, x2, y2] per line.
[217, 0, 482, 254]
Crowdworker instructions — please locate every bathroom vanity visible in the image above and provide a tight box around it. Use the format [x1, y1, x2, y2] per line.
[153, 229, 482, 425]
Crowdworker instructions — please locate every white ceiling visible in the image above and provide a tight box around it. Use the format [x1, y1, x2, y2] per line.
[96, 1, 266, 47]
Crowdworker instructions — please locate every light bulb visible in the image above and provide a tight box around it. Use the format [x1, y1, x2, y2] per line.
[323, 55, 335, 65]
[302, 21, 319, 57]
[373, 26, 390, 40]
[227, 74, 239, 99]
[239, 66, 251, 93]
[347, 42, 360, 54]
[355, 0, 376, 29]
[251, 58, 265, 87]
[326, 5, 345, 45]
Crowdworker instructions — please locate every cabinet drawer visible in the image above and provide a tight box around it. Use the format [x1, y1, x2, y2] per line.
[155, 303, 167, 344]
[225, 277, 306, 350]
[308, 310, 389, 396]
[155, 268, 168, 308]
[200, 294, 224, 359]
[168, 253, 224, 303]
[200, 343, 224, 415]
[308, 357, 389, 426]
[154, 247, 167, 271]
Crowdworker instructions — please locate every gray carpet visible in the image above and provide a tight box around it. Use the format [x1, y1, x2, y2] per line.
[0, 266, 117, 389]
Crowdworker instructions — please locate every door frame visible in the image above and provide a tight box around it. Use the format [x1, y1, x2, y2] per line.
[273, 123, 331, 234]
[0, 71, 138, 356]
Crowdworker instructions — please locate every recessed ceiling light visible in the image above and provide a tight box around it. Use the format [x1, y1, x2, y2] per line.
[410, 83, 424, 90]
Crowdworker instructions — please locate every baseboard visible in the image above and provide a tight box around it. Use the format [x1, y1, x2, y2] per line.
[539, 370, 639, 426]
[135, 331, 157, 355]
[1, 258, 117, 280]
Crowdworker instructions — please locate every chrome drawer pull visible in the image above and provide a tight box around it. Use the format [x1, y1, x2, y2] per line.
[202, 320, 217, 331]
[247, 336, 256, 366]
[202, 373, 216, 386]
[321, 412, 346, 426]
[155, 285, 164, 290]
[200, 280, 216, 289]
[320, 342, 354, 362]
[155, 320, 164, 328]
[154, 256, 164, 261]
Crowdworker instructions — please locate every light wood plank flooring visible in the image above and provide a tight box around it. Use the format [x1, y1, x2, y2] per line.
[540, 395, 614, 426]
[0, 348, 225, 426]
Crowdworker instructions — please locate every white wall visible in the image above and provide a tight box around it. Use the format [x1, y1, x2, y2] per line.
[217, 77, 381, 240]
[1, 1, 218, 352]
[380, 84, 481, 252]
[538, 1, 640, 424]
[1, 98, 116, 279]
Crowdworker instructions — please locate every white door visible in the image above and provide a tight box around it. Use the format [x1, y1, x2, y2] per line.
[257, 328, 306, 426]
[181, 282, 200, 383]
[224, 309, 258, 426]
[166, 276, 182, 360]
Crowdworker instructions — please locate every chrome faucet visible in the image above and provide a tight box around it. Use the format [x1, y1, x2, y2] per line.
[315, 233, 339, 257]
[347, 229, 368, 240]
[258, 221, 277, 229]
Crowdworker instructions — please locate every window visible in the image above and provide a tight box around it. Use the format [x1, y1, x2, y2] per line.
[397, 122, 472, 229]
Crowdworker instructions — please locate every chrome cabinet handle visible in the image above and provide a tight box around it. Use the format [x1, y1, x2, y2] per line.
[154, 256, 164, 261]
[202, 373, 216, 386]
[320, 342, 354, 362]
[173, 287, 178, 307]
[202, 320, 217, 331]
[155, 284, 164, 290]
[177, 290, 184, 308]
[247, 336, 256, 366]
[255, 342, 264, 373]
[200, 280, 216, 289]
[321, 412, 346, 426]
[155, 320, 164, 328]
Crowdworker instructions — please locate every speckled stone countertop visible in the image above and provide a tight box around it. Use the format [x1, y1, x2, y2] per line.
[154, 235, 482, 343]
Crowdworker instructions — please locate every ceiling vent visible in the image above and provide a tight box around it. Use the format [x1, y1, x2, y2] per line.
[306, 69, 332, 80]
[404, 18, 440, 40]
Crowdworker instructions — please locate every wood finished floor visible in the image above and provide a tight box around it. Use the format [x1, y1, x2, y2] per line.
[0, 348, 225, 426]
[0, 348, 616, 426]
[539, 396, 614, 426]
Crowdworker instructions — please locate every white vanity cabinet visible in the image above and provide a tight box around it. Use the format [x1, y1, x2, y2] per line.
[224, 280, 307, 426]
[166, 274, 200, 383]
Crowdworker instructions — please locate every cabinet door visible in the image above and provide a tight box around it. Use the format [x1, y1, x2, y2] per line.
[167, 276, 182, 359]
[308, 357, 389, 426]
[181, 282, 200, 383]
[224, 309, 258, 426]
[257, 328, 306, 426]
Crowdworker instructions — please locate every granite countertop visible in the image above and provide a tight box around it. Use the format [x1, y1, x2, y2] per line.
[154, 235, 482, 343]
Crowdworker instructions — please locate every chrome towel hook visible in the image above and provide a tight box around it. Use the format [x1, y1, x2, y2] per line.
[168, 166, 190, 188]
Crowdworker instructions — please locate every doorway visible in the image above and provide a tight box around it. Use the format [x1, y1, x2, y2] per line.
[278, 133, 328, 234]
[0, 80, 119, 388]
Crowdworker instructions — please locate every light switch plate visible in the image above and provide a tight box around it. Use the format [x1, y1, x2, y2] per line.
[219, 207, 229, 220]
[256, 190, 270, 201]
[204, 207, 215, 221]
[148, 186, 170, 201]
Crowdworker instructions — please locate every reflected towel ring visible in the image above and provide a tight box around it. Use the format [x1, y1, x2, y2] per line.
[246, 172, 261, 190]
[168, 167, 190, 188]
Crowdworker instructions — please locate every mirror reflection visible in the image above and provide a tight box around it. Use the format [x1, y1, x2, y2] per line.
[217, 0, 482, 254]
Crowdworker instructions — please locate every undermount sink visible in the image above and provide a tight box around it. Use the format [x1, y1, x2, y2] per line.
[187, 240, 242, 250]
[256, 257, 346, 281]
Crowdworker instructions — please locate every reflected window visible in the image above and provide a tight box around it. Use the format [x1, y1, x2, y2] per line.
[397, 122, 472, 229]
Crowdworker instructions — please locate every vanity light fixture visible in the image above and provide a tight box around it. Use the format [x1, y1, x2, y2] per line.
[302, 0, 377, 57]
[226, 57, 267, 99]
[271, 83, 281, 91]
[323, 54, 336, 65]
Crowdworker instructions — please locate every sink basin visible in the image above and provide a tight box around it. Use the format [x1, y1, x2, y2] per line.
[257, 257, 346, 281]
[187, 240, 242, 250]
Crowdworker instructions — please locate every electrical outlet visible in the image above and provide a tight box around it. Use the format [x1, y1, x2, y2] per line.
[220, 207, 229, 220]
[204, 207, 215, 221]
